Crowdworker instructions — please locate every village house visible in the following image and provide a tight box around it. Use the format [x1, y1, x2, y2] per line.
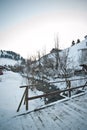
[79, 48, 87, 65]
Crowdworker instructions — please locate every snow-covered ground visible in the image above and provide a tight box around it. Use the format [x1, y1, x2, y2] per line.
[0, 70, 44, 129]
[0, 58, 18, 66]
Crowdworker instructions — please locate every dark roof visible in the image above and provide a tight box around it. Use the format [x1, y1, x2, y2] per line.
[50, 48, 62, 53]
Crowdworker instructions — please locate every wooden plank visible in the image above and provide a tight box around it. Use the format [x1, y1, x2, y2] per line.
[49, 77, 87, 83]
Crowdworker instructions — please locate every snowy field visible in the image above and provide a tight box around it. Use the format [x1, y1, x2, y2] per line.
[0, 58, 18, 66]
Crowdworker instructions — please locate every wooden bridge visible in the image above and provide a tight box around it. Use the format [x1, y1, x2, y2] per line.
[15, 92, 87, 130]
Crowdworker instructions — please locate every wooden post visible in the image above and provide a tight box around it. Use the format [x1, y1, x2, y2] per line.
[25, 86, 28, 111]
[24, 98, 26, 105]
[17, 89, 26, 112]
[68, 80, 71, 97]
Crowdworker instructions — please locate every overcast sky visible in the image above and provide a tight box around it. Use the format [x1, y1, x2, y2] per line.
[0, 0, 87, 58]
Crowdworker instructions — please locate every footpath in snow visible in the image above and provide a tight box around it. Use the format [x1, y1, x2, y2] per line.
[0, 71, 44, 127]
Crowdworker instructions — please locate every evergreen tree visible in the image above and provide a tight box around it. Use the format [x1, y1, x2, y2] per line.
[72, 40, 75, 46]
[77, 39, 80, 44]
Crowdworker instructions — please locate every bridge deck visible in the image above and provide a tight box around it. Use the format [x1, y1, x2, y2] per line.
[1, 91, 87, 130]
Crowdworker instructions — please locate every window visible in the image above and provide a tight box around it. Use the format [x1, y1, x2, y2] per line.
[86, 42, 87, 46]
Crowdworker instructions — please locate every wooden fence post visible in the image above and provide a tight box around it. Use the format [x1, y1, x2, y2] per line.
[25, 86, 29, 111]
[16, 89, 26, 112]
[68, 80, 71, 97]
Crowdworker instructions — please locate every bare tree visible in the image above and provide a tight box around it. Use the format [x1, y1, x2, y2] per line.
[37, 51, 41, 70]
[37, 51, 42, 79]
[25, 57, 32, 84]
[59, 49, 69, 77]
[58, 48, 73, 88]
[54, 36, 60, 70]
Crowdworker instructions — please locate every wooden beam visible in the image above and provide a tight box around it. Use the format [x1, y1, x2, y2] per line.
[28, 84, 87, 101]
[17, 89, 26, 112]
[25, 87, 28, 111]
[19, 77, 87, 88]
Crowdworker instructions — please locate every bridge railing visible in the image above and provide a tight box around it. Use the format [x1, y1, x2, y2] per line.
[17, 77, 87, 112]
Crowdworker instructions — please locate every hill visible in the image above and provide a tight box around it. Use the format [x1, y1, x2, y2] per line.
[0, 50, 26, 73]
[0, 50, 25, 66]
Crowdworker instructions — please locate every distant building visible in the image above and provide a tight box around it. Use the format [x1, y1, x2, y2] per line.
[50, 48, 62, 53]
[79, 48, 87, 65]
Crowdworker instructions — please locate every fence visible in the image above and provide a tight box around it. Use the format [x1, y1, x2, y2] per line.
[17, 77, 87, 112]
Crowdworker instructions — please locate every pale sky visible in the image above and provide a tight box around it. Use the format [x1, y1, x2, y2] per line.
[0, 0, 87, 58]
